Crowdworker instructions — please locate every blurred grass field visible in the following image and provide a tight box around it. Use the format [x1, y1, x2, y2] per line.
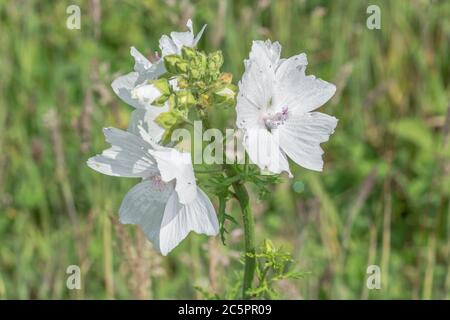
[1, 0, 450, 299]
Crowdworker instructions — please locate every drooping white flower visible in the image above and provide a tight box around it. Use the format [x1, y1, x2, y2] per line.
[110, 19, 206, 142]
[110, 47, 168, 143]
[87, 127, 218, 255]
[111, 47, 165, 110]
[111, 19, 205, 105]
[129, 18, 206, 108]
[236, 40, 338, 174]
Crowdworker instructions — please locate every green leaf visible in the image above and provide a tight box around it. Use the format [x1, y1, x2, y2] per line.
[152, 94, 169, 106]
[245, 238, 308, 298]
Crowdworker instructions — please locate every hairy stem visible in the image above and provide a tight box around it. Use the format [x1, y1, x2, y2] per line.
[227, 165, 256, 299]
[199, 110, 255, 298]
[235, 181, 256, 298]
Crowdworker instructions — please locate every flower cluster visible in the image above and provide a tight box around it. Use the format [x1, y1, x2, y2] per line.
[88, 20, 219, 255]
[87, 19, 338, 257]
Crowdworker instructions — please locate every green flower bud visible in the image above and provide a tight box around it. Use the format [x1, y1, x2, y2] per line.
[189, 52, 208, 80]
[177, 77, 189, 89]
[150, 78, 171, 95]
[181, 46, 197, 60]
[176, 90, 197, 109]
[206, 51, 224, 80]
[219, 72, 233, 84]
[209, 51, 224, 69]
[164, 54, 188, 74]
[155, 110, 181, 129]
[199, 93, 211, 108]
[190, 68, 202, 80]
[212, 83, 237, 108]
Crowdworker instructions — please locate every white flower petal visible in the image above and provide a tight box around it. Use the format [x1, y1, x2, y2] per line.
[159, 19, 206, 56]
[278, 112, 338, 171]
[149, 149, 198, 205]
[275, 53, 308, 82]
[249, 40, 282, 71]
[131, 83, 163, 106]
[111, 71, 164, 110]
[119, 179, 175, 252]
[274, 71, 336, 114]
[186, 19, 193, 32]
[159, 187, 218, 256]
[111, 72, 144, 109]
[236, 59, 274, 129]
[159, 35, 178, 56]
[87, 128, 157, 178]
[170, 29, 195, 49]
[111, 49, 165, 109]
[194, 24, 207, 45]
[130, 46, 152, 73]
[128, 106, 168, 144]
[243, 128, 291, 176]
[168, 77, 180, 91]
[135, 60, 166, 85]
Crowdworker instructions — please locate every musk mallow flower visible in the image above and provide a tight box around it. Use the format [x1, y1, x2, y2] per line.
[236, 40, 338, 174]
[110, 19, 206, 142]
[110, 47, 168, 143]
[111, 19, 205, 108]
[111, 47, 165, 110]
[87, 126, 219, 255]
[130, 18, 207, 109]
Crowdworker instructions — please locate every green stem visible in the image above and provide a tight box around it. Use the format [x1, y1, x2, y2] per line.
[226, 165, 256, 299]
[235, 182, 256, 299]
[199, 111, 255, 298]
[244, 153, 249, 176]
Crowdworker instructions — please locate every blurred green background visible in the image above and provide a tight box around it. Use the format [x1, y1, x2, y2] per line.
[1, 0, 450, 299]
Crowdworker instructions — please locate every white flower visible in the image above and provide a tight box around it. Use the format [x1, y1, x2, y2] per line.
[111, 47, 165, 110]
[110, 19, 206, 143]
[236, 40, 338, 174]
[87, 127, 219, 255]
[110, 47, 168, 143]
[131, 77, 179, 106]
[130, 18, 206, 108]
[159, 19, 206, 56]
[111, 19, 205, 108]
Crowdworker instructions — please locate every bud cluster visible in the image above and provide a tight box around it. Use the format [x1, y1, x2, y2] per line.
[150, 46, 237, 142]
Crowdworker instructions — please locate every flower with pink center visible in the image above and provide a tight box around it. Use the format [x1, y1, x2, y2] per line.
[236, 40, 338, 174]
[263, 107, 289, 130]
[87, 127, 218, 256]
